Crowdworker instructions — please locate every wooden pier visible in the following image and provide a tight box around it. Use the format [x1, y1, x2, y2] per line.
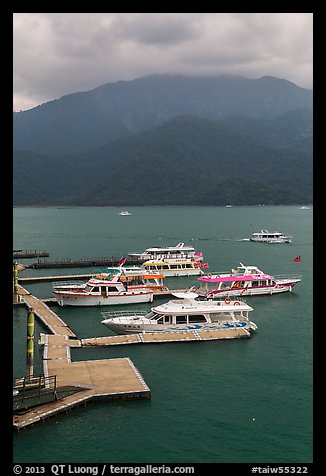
[27, 257, 143, 269]
[13, 284, 251, 430]
[81, 328, 250, 346]
[13, 249, 49, 259]
[13, 287, 151, 430]
[18, 274, 93, 283]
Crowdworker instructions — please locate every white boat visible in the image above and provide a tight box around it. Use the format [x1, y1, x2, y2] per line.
[195, 262, 301, 298]
[52, 267, 168, 306]
[141, 258, 203, 277]
[101, 292, 257, 335]
[128, 241, 203, 261]
[250, 229, 292, 243]
[119, 211, 132, 216]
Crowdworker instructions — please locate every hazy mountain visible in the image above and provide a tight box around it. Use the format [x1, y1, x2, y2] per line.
[13, 74, 312, 156]
[13, 115, 312, 206]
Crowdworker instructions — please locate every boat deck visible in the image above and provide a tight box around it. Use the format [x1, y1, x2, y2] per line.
[13, 333, 150, 431]
[16, 285, 76, 338]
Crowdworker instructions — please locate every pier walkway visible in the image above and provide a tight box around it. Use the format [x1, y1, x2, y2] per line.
[16, 285, 76, 338]
[13, 332, 150, 430]
[13, 284, 250, 430]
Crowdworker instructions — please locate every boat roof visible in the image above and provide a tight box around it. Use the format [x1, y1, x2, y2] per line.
[129, 242, 196, 254]
[89, 267, 165, 282]
[145, 242, 194, 251]
[251, 230, 287, 235]
[152, 296, 253, 313]
[198, 273, 273, 282]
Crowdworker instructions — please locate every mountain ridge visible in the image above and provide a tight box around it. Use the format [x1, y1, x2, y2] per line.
[13, 114, 312, 206]
[13, 74, 313, 156]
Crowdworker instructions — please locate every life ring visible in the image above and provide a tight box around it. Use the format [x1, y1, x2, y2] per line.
[224, 297, 231, 305]
[233, 301, 241, 306]
[208, 273, 212, 279]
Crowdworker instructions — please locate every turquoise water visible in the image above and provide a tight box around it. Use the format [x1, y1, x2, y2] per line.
[13, 206, 313, 463]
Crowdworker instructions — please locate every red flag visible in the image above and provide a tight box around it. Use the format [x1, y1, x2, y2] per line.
[118, 257, 126, 266]
[194, 261, 201, 268]
[201, 262, 209, 269]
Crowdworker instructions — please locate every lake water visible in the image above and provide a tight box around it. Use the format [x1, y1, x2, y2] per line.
[13, 206, 313, 464]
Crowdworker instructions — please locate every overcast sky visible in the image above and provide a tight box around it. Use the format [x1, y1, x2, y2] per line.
[13, 12, 313, 112]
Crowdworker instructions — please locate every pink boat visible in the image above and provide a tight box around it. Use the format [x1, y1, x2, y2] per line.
[195, 262, 301, 298]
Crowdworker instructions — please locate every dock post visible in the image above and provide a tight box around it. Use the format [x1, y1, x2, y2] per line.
[26, 307, 35, 378]
[13, 262, 20, 303]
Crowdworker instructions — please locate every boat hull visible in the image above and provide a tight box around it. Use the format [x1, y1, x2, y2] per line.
[54, 292, 153, 307]
[146, 269, 202, 277]
[198, 282, 300, 298]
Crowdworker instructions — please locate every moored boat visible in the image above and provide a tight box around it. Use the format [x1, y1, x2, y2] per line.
[141, 258, 203, 277]
[195, 262, 301, 298]
[101, 292, 257, 334]
[128, 241, 203, 261]
[52, 267, 168, 306]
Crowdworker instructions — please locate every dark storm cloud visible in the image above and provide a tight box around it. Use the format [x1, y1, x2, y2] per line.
[13, 13, 313, 111]
[110, 13, 203, 45]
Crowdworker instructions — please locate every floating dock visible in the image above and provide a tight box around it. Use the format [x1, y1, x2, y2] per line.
[13, 288, 151, 430]
[26, 257, 143, 269]
[81, 328, 250, 346]
[13, 250, 49, 259]
[18, 274, 93, 283]
[13, 284, 251, 430]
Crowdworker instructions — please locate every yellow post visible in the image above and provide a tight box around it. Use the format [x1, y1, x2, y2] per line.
[13, 261, 19, 300]
[26, 307, 35, 378]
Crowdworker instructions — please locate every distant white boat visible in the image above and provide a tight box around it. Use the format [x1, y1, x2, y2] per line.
[225, 204, 232, 208]
[250, 230, 292, 244]
[299, 206, 310, 210]
[119, 211, 132, 216]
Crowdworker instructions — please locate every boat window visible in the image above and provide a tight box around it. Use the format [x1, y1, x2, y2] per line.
[210, 312, 232, 319]
[176, 315, 187, 324]
[252, 281, 259, 287]
[163, 315, 171, 324]
[149, 312, 160, 321]
[108, 286, 120, 292]
[188, 314, 206, 323]
[92, 286, 100, 293]
[85, 285, 93, 292]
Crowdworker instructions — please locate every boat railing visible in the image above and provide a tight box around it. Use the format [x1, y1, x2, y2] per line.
[273, 274, 302, 280]
[101, 310, 149, 320]
[204, 295, 248, 304]
[52, 281, 86, 288]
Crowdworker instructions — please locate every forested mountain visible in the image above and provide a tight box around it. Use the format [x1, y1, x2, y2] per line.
[13, 74, 312, 157]
[13, 115, 312, 206]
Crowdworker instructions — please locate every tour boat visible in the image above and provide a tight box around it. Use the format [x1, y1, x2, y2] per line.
[195, 262, 301, 298]
[141, 258, 203, 277]
[128, 241, 203, 262]
[250, 230, 292, 243]
[52, 267, 168, 306]
[119, 211, 132, 216]
[101, 292, 257, 335]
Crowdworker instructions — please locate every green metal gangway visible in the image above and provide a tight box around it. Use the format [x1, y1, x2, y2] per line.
[13, 375, 85, 411]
